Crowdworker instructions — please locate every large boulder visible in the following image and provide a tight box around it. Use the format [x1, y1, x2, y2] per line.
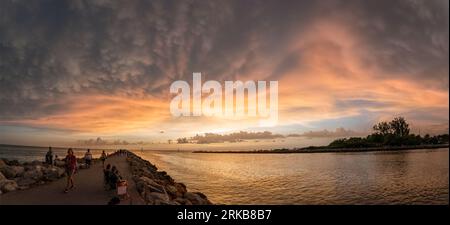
[5, 159, 20, 166]
[184, 192, 212, 205]
[0, 179, 18, 193]
[145, 192, 171, 205]
[0, 166, 13, 178]
[165, 184, 179, 198]
[0, 159, 6, 168]
[54, 160, 65, 167]
[23, 167, 44, 181]
[12, 166, 25, 176]
[137, 176, 166, 194]
[166, 183, 187, 199]
[173, 198, 193, 205]
[175, 182, 187, 194]
[141, 168, 156, 179]
[0, 165, 25, 179]
[15, 177, 37, 186]
[31, 160, 43, 166]
[43, 167, 65, 181]
[154, 171, 174, 185]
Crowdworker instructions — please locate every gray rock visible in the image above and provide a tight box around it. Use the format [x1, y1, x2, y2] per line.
[0, 159, 6, 168]
[184, 192, 211, 205]
[175, 182, 187, 194]
[5, 159, 20, 166]
[12, 166, 25, 176]
[18, 185, 29, 190]
[43, 167, 65, 181]
[174, 198, 193, 205]
[0, 166, 14, 178]
[54, 160, 65, 167]
[0, 165, 24, 179]
[141, 169, 155, 179]
[165, 184, 182, 199]
[0, 179, 18, 193]
[138, 176, 166, 194]
[31, 160, 43, 166]
[145, 192, 170, 205]
[15, 177, 37, 186]
[23, 168, 44, 181]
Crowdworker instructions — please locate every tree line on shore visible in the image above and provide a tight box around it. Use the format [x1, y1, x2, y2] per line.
[328, 117, 449, 148]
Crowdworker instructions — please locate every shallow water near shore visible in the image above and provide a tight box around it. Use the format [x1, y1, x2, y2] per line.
[135, 148, 449, 204]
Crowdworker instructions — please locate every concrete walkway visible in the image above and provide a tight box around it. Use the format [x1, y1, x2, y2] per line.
[0, 155, 145, 205]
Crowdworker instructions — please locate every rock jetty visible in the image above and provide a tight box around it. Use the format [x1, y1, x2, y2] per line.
[126, 151, 213, 205]
[0, 158, 66, 194]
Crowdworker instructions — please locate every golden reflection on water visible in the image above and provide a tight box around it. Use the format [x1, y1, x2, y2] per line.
[137, 149, 449, 204]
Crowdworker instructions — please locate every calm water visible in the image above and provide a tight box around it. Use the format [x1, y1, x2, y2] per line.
[134, 149, 449, 205]
[0, 145, 107, 162]
[1, 144, 448, 204]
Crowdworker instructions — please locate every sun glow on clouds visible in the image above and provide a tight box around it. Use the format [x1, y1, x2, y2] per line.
[1, 95, 169, 134]
[0, 0, 448, 145]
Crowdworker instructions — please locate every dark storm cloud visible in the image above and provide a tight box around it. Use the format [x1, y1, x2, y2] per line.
[348, 0, 449, 89]
[0, 0, 448, 122]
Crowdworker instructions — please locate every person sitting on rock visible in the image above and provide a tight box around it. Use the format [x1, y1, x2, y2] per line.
[108, 166, 123, 190]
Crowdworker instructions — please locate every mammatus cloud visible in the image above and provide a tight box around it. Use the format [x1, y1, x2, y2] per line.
[0, 0, 448, 145]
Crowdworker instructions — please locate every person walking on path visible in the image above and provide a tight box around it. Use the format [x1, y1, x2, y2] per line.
[64, 148, 77, 193]
[100, 150, 107, 167]
[84, 149, 93, 168]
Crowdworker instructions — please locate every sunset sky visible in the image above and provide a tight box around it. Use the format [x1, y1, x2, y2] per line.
[0, 0, 448, 146]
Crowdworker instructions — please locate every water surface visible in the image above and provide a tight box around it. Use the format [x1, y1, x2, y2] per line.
[136, 149, 449, 204]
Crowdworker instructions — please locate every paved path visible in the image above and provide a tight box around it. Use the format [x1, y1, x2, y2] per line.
[0, 155, 145, 205]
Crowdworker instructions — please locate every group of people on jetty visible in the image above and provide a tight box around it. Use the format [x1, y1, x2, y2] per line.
[44, 147, 128, 196]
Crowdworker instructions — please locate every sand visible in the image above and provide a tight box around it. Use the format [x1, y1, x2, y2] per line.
[0, 155, 145, 205]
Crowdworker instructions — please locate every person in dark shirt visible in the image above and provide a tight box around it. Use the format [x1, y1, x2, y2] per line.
[45, 147, 53, 165]
[103, 164, 111, 189]
[109, 166, 122, 190]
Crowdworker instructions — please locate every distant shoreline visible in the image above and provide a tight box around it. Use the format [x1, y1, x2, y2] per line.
[192, 144, 449, 154]
[0, 143, 114, 151]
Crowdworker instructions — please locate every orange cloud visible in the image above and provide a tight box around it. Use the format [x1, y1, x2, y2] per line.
[2, 95, 170, 134]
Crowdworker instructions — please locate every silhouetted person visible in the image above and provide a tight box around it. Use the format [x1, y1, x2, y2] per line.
[109, 166, 122, 190]
[100, 150, 107, 167]
[103, 164, 112, 189]
[45, 147, 53, 165]
[84, 149, 92, 168]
